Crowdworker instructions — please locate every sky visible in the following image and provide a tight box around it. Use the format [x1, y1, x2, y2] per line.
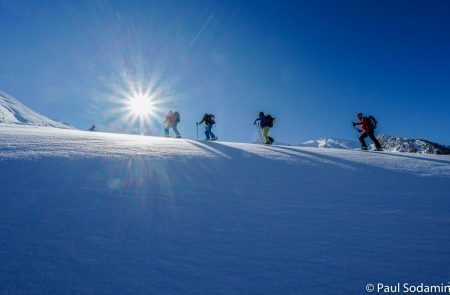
[0, 0, 449, 144]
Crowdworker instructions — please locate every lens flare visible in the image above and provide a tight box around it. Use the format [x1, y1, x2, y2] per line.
[81, 3, 187, 135]
[127, 93, 154, 117]
[97, 68, 179, 136]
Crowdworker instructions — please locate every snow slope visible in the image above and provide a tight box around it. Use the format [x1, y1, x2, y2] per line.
[0, 90, 72, 129]
[300, 138, 359, 149]
[1, 124, 450, 294]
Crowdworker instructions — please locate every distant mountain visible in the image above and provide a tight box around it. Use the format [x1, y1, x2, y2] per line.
[299, 138, 359, 149]
[0, 90, 72, 129]
[378, 134, 450, 155]
[299, 135, 450, 155]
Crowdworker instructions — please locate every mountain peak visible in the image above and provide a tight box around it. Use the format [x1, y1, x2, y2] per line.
[300, 135, 450, 155]
[0, 90, 72, 129]
[378, 134, 450, 155]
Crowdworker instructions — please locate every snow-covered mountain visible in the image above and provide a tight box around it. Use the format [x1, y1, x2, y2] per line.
[1, 124, 449, 293]
[0, 90, 72, 129]
[299, 138, 359, 149]
[378, 134, 450, 155]
[299, 136, 450, 155]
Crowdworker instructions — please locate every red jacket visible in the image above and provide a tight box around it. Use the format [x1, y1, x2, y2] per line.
[359, 117, 372, 132]
[165, 113, 177, 125]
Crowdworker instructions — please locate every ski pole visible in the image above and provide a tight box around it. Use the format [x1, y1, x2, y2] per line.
[352, 123, 361, 139]
[255, 122, 264, 143]
[196, 122, 199, 140]
[255, 122, 260, 139]
[259, 124, 264, 143]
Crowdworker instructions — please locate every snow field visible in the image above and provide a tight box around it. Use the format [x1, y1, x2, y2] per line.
[0, 125, 449, 293]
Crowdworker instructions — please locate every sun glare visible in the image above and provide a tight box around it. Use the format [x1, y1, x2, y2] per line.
[104, 69, 178, 134]
[128, 94, 154, 116]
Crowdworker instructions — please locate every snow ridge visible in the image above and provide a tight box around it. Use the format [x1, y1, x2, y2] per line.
[300, 138, 359, 149]
[0, 90, 72, 129]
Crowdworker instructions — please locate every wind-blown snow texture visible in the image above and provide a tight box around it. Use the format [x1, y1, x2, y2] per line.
[0, 91, 71, 129]
[1, 124, 450, 294]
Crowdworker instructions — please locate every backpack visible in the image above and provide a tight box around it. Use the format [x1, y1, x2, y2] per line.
[367, 115, 377, 129]
[205, 114, 215, 124]
[174, 111, 180, 123]
[266, 115, 275, 127]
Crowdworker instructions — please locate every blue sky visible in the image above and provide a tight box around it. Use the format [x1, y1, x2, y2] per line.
[1, 0, 449, 144]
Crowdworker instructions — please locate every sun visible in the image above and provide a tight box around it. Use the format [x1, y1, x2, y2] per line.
[127, 94, 154, 117]
[104, 70, 177, 134]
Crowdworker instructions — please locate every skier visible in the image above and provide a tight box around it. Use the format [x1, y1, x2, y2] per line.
[164, 110, 181, 138]
[88, 124, 96, 132]
[352, 112, 382, 151]
[197, 113, 217, 141]
[254, 111, 275, 144]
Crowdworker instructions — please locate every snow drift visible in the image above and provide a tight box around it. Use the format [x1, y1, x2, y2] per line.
[0, 90, 72, 129]
[1, 124, 450, 294]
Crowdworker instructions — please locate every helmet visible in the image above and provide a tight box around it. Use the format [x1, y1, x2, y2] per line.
[357, 112, 363, 118]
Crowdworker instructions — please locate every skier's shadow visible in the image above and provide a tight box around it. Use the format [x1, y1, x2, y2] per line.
[187, 140, 265, 160]
[273, 145, 450, 174]
[366, 150, 450, 165]
[250, 145, 317, 165]
[259, 145, 364, 171]
[186, 140, 230, 158]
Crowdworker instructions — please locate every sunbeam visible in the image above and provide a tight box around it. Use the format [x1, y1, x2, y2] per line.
[126, 92, 155, 117]
[102, 69, 178, 135]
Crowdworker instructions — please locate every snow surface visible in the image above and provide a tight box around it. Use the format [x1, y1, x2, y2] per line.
[300, 138, 359, 149]
[1, 124, 450, 293]
[0, 91, 72, 129]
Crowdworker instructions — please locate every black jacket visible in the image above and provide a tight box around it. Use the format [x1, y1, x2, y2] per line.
[199, 114, 215, 125]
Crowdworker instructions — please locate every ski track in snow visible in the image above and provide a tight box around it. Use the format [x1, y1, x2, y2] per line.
[0, 124, 450, 294]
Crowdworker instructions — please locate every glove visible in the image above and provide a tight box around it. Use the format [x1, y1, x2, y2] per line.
[253, 120, 257, 125]
[358, 129, 363, 133]
[352, 122, 356, 126]
[196, 122, 198, 125]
